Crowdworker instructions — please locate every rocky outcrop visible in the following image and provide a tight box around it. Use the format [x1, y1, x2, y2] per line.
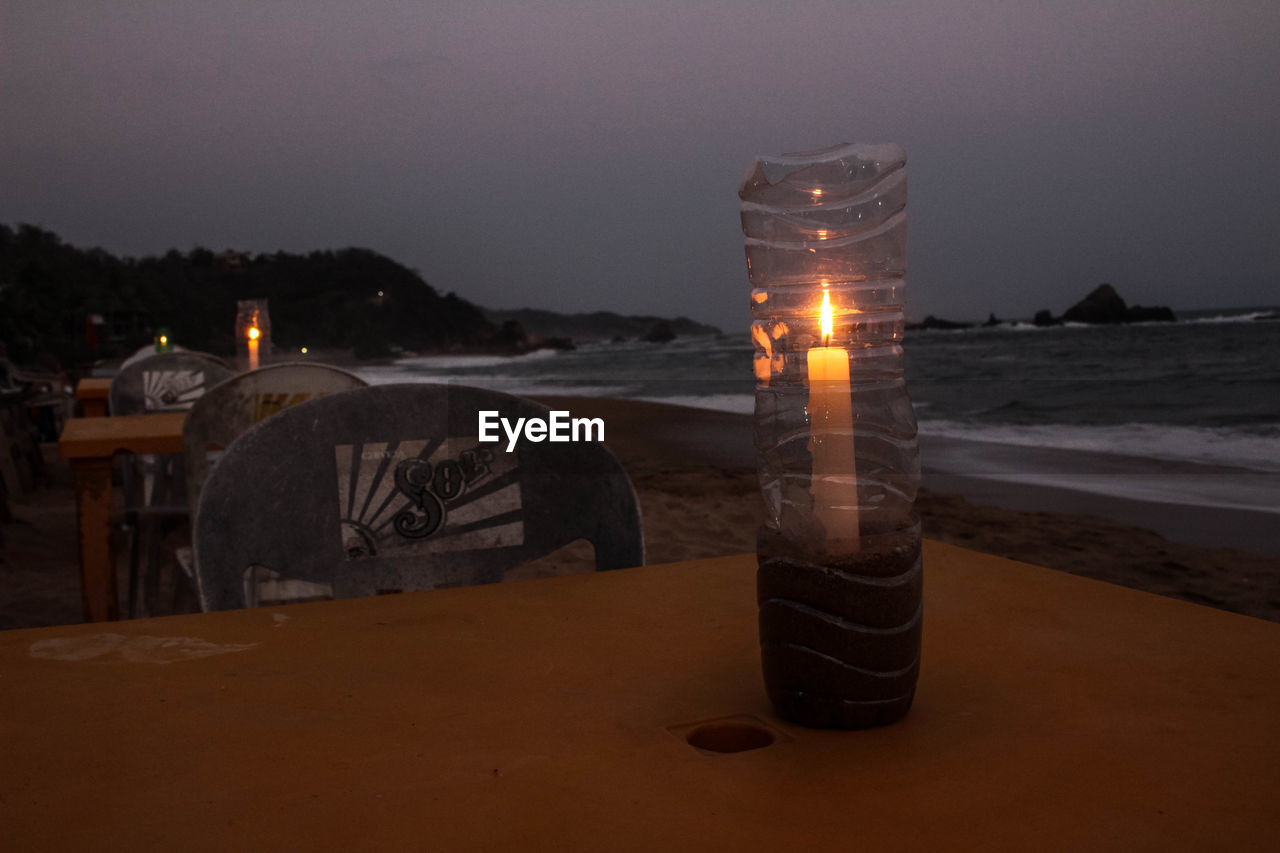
[1060, 283, 1177, 324]
[906, 315, 973, 331]
[1125, 304, 1177, 323]
[1033, 284, 1177, 326]
[1062, 283, 1129, 324]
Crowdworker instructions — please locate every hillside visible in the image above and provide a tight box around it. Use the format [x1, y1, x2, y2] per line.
[0, 224, 489, 365]
[482, 307, 721, 343]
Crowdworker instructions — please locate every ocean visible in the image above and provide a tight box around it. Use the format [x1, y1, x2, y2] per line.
[353, 308, 1280, 531]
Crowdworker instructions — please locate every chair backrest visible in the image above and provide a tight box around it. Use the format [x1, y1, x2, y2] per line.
[109, 352, 235, 415]
[182, 362, 368, 511]
[192, 383, 645, 611]
[119, 344, 233, 371]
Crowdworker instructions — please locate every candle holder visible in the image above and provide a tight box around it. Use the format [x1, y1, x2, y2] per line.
[741, 142, 921, 729]
[235, 299, 271, 371]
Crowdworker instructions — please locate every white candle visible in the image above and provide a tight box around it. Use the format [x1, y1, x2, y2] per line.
[248, 327, 260, 371]
[807, 289, 859, 552]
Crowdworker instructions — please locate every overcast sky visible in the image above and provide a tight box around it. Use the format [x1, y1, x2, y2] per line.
[3, 1, 1277, 330]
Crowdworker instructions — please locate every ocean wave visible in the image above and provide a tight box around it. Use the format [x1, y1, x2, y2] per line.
[352, 369, 632, 399]
[575, 334, 743, 353]
[635, 394, 756, 415]
[909, 310, 1280, 332]
[916, 419, 1280, 473]
[384, 349, 563, 371]
[1183, 310, 1280, 324]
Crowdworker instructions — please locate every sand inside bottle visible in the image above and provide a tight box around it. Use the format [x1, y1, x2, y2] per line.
[757, 521, 922, 729]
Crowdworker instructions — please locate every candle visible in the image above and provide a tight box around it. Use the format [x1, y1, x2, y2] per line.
[248, 326, 260, 371]
[807, 288, 858, 551]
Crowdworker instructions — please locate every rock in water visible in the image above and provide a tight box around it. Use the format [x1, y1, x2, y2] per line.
[1125, 304, 1177, 323]
[1064, 283, 1128, 324]
[1061, 283, 1177, 324]
[907, 315, 973, 331]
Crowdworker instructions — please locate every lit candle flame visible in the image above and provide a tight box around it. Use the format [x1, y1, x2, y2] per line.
[820, 288, 833, 343]
[248, 327, 260, 341]
[158, 335, 168, 346]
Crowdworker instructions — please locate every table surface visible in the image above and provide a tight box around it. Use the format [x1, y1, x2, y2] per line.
[58, 410, 186, 458]
[3, 543, 1277, 851]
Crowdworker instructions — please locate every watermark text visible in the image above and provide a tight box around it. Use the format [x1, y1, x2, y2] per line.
[478, 410, 605, 452]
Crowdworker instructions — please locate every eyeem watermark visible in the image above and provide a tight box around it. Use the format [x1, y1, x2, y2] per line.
[478, 410, 605, 452]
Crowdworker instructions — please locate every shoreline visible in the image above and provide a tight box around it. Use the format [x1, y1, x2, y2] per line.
[2, 396, 1276, 629]
[540, 396, 1279, 557]
[919, 434, 1280, 557]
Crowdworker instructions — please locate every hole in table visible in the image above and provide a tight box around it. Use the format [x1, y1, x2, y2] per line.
[685, 720, 776, 754]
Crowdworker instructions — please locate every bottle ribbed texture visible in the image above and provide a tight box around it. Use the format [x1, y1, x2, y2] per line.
[741, 142, 919, 541]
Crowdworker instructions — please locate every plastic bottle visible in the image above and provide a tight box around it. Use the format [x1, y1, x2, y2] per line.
[740, 142, 922, 729]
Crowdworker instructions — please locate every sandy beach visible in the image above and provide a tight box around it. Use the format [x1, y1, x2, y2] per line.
[2, 396, 1277, 629]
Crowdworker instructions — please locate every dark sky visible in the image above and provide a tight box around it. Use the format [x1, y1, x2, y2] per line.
[3, 1, 1277, 330]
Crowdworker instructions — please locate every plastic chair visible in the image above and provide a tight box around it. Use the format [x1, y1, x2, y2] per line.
[109, 351, 235, 417]
[192, 383, 645, 611]
[118, 344, 232, 372]
[182, 362, 368, 512]
[109, 352, 235, 616]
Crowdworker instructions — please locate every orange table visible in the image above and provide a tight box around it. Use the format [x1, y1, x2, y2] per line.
[74, 377, 112, 417]
[57, 411, 187, 622]
[3, 544, 1277, 850]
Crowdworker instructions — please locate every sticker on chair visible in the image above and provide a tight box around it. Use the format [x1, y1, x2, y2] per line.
[251, 391, 331, 423]
[334, 438, 521, 559]
[142, 369, 206, 410]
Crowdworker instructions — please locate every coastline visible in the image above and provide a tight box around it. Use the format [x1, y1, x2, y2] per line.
[530, 397, 1280, 622]
[539, 396, 1278, 555]
[2, 396, 1276, 629]
[919, 434, 1280, 557]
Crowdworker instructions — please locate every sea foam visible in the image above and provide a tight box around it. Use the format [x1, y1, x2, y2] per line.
[916, 419, 1280, 474]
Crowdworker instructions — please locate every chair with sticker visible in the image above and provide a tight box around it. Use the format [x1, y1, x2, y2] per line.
[191, 383, 644, 611]
[182, 362, 368, 512]
[177, 362, 368, 606]
[109, 352, 236, 616]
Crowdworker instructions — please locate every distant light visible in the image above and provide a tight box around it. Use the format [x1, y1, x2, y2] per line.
[301, 347, 308, 354]
[248, 327, 260, 340]
[811, 188, 823, 200]
[158, 335, 168, 346]
[377, 290, 384, 297]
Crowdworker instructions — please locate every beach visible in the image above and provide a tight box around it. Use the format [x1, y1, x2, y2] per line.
[3, 396, 1277, 629]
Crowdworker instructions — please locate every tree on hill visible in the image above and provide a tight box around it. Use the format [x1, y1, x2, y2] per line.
[0, 224, 495, 365]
